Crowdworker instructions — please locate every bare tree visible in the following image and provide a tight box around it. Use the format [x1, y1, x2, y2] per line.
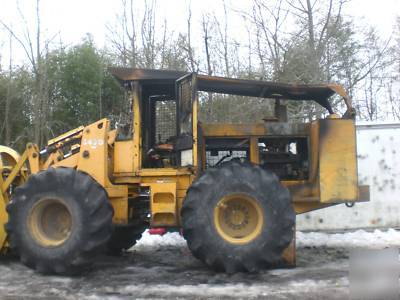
[108, 0, 190, 70]
[283, 0, 349, 82]
[376, 17, 400, 121]
[249, 0, 289, 80]
[186, 5, 196, 72]
[4, 32, 12, 145]
[0, 0, 53, 145]
[140, 0, 156, 68]
[213, 0, 231, 77]
[245, 20, 253, 77]
[106, 0, 138, 67]
[201, 15, 213, 77]
[387, 80, 400, 120]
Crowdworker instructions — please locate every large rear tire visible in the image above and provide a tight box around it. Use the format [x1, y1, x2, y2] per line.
[181, 162, 295, 273]
[6, 167, 113, 275]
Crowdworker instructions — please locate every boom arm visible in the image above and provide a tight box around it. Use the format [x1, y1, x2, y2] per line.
[0, 143, 40, 251]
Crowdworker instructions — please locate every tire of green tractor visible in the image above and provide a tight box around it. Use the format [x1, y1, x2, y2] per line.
[106, 223, 146, 256]
[181, 161, 295, 273]
[6, 167, 113, 275]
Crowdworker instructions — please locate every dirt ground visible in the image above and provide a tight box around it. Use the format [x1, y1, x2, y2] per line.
[0, 242, 350, 300]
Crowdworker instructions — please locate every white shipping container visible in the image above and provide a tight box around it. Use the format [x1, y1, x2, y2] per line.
[297, 122, 400, 231]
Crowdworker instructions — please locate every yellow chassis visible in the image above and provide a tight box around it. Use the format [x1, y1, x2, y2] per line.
[0, 117, 369, 264]
[0, 71, 369, 266]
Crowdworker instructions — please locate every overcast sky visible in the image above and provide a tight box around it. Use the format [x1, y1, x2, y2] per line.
[0, 0, 399, 65]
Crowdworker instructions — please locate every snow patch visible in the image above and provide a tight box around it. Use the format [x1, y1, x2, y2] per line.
[120, 278, 347, 298]
[134, 230, 187, 250]
[133, 228, 400, 250]
[297, 228, 400, 248]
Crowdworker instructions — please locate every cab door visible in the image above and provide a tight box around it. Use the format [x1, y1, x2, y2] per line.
[175, 73, 198, 169]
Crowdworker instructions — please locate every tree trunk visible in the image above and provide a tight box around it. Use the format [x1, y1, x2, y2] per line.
[5, 34, 12, 145]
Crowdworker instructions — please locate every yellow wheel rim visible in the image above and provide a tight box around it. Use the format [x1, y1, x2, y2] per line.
[214, 193, 264, 245]
[28, 198, 72, 247]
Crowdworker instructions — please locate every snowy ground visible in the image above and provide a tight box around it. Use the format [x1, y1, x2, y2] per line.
[0, 229, 399, 299]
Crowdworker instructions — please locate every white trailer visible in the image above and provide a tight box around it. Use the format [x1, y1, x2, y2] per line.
[297, 122, 400, 230]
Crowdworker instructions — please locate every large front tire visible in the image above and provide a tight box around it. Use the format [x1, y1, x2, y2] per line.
[181, 162, 295, 273]
[6, 168, 113, 275]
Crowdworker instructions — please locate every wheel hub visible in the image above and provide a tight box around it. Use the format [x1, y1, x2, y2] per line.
[224, 204, 248, 228]
[28, 198, 72, 247]
[214, 193, 264, 244]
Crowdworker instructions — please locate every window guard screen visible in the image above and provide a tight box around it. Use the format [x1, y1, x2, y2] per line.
[177, 76, 193, 135]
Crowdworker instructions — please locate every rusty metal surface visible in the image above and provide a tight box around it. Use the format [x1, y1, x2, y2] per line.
[201, 123, 310, 137]
[109, 68, 353, 114]
[109, 67, 187, 82]
[196, 75, 337, 113]
[319, 119, 358, 203]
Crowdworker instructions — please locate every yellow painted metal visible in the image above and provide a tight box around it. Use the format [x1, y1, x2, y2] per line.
[201, 122, 311, 138]
[74, 119, 129, 223]
[282, 240, 296, 267]
[327, 84, 353, 112]
[2, 147, 30, 194]
[107, 129, 118, 145]
[53, 153, 79, 168]
[27, 144, 41, 174]
[0, 176, 9, 252]
[309, 121, 320, 184]
[281, 232, 296, 266]
[110, 197, 129, 224]
[201, 118, 360, 214]
[132, 82, 142, 172]
[192, 75, 198, 170]
[0, 146, 22, 171]
[319, 119, 358, 203]
[294, 202, 333, 214]
[0, 122, 130, 226]
[77, 119, 111, 187]
[0, 145, 37, 251]
[43, 152, 60, 169]
[326, 113, 340, 119]
[0, 71, 365, 265]
[113, 141, 135, 174]
[47, 125, 84, 146]
[139, 172, 193, 226]
[28, 197, 72, 247]
[249, 137, 260, 164]
[146, 182, 177, 226]
[138, 168, 193, 177]
[214, 193, 264, 245]
[202, 123, 266, 137]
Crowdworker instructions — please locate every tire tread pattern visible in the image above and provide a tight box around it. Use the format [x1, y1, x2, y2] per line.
[181, 161, 295, 273]
[6, 167, 113, 275]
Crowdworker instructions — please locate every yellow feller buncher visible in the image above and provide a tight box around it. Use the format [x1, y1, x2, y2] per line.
[0, 69, 369, 274]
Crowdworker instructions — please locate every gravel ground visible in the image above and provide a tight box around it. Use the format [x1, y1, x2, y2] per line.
[2, 228, 399, 299]
[0, 243, 350, 299]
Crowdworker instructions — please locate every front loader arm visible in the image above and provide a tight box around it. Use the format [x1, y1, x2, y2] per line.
[1, 144, 40, 197]
[0, 119, 119, 252]
[0, 143, 40, 251]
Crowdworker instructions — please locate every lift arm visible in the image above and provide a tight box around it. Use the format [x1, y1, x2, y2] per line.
[0, 143, 40, 251]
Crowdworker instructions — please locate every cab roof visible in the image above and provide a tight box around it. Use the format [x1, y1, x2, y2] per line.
[109, 67, 353, 115]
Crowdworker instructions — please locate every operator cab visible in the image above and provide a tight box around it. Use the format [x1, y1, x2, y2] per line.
[110, 68, 354, 180]
[138, 73, 196, 169]
[110, 68, 194, 170]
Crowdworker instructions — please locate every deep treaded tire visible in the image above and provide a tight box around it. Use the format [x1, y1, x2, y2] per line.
[181, 162, 295, 273]
[6, 167, 113, 275]
[107, 223, 146, 255]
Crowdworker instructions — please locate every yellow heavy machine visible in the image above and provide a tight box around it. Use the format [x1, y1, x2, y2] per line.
[0, 68, 369, 274]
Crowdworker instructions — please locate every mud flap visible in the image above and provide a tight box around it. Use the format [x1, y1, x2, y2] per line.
[281, 229, 296, 267]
